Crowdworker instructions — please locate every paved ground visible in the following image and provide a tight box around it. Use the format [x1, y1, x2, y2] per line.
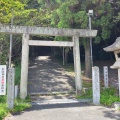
[5, 102, 120, 120]
[28, 56, 75, 94]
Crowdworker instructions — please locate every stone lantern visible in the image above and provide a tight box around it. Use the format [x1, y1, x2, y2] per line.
[103, 37, 120, 97]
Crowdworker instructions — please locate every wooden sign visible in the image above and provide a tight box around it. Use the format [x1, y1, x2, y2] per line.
[0, 65, 6, 95]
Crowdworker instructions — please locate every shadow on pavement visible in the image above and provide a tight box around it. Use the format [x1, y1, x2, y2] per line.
[103, 109, 120, 120]
[13, 102, 90, 115]
[28, 56, 75, 94]
[31, 102, 90, 110]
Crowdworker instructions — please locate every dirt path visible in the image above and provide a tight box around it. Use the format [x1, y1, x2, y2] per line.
[28, 56, 75, 94]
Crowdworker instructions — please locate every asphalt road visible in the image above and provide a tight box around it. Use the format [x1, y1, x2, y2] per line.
[5, 102, 120, 120]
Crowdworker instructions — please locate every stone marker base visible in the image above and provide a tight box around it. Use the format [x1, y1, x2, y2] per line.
[113, 102, 120, 111]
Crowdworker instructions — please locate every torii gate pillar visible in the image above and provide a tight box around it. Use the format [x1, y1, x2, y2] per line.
[20, 34, 29, 99]
[73, 36, 82, 95]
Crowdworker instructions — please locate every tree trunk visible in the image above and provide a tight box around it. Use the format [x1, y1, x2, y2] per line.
[65, 51, 68, 64]
[84, 40, 92, 78]
[65, 48, 69, 64]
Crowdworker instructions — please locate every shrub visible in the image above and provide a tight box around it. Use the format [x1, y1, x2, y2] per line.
[100, 88, 120, 106]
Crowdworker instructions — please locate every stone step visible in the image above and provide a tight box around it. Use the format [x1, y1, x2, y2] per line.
[28, 91, 75, 96]
[31, 98, 92, 105]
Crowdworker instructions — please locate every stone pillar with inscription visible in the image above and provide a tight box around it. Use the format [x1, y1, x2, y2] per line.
[7, 68, 15, 109]
[92, 66, 100, 105]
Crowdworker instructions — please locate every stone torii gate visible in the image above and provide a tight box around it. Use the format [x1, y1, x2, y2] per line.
[0, 25, 97, 99]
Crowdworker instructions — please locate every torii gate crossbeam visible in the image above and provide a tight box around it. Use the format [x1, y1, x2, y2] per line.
[0, 25, 97, 37]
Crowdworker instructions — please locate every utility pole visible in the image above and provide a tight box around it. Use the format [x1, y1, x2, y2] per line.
[88, 10, 93, 67]
[9, 10, 14, 68]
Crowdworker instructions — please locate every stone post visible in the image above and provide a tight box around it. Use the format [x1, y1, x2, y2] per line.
[15, 85, 18, 99]
[73, 36, 82, 95]
[103, 66, 108, 88]
[118, 69, 120, 97]
[92, 66, 100, 105]
[20, 34, 29, 99]
[7, 68, 15, 109]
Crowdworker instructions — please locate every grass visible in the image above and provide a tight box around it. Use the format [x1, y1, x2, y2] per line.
[0, 96, 8, 120]
[0, 104, 9, 120]
[76, 87, 120, 106]
[76, 89, 92, 99]
[0, 65, 31, 120]
[0, 95, 31, 120]
[15, 65, 21, 85]
[11, 97, 31, 113]
[100, 88, 120, 106]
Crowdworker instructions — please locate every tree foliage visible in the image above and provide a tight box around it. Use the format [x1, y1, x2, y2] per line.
[0, 0, 120, 71]
[0, 0, 37, 64]
[46, 0, 119, 77]
[0, 0, 25, 23]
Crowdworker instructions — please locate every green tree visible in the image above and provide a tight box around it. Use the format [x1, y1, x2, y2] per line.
[51, 0, 88, 63]
[83, 0, 114, 77]
[50, 0, 115, 78]
[0, 0, 24, 64]
[0, 0, 36, 64]
[113, 0, 120, 37]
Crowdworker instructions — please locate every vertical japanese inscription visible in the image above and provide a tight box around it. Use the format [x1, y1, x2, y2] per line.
[103, 66, 108, 88]
[0, 65, 6, 95]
